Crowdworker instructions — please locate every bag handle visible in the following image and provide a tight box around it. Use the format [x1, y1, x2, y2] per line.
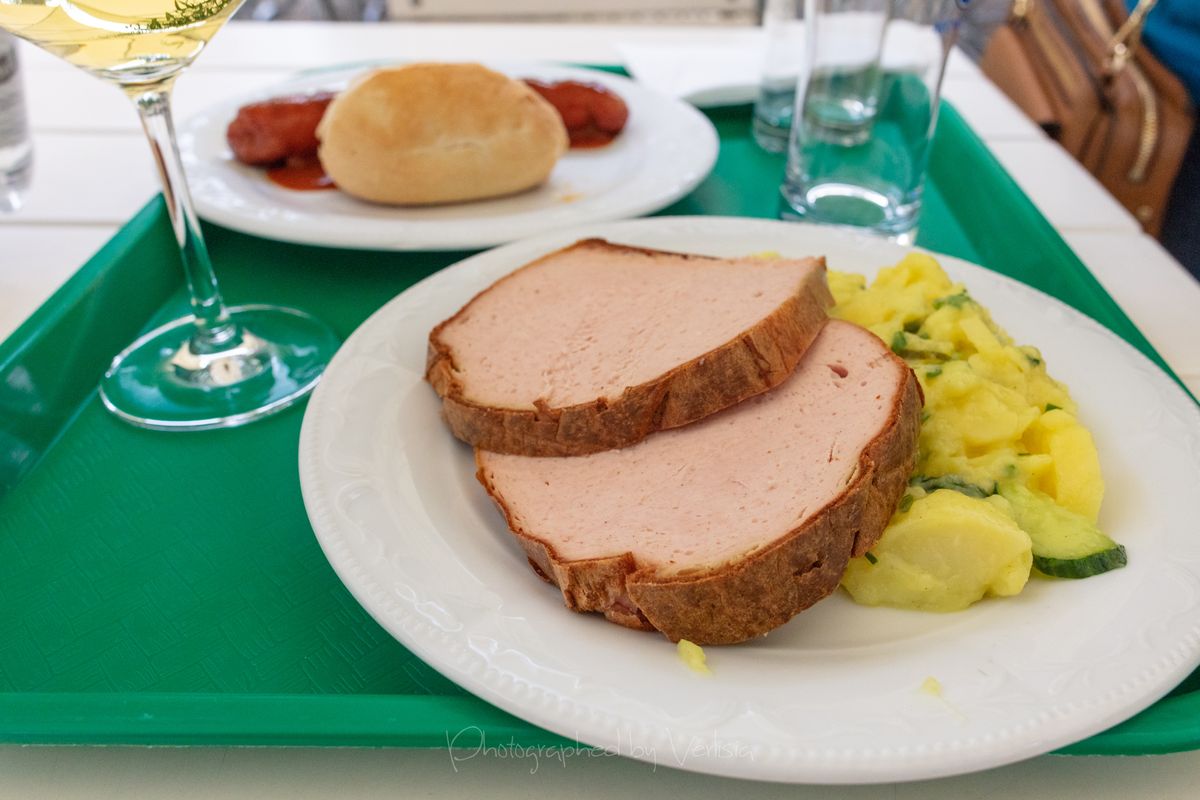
[1007, 0, 1158, 75]
[1106, 0, 1158, 74]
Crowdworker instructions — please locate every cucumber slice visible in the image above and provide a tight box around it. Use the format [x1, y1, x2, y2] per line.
[999, 483, 1126, 579]
[1032, 547, 1127, 580]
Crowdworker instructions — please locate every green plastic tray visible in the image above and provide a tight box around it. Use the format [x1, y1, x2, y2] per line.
[1, 99, 1196, 755]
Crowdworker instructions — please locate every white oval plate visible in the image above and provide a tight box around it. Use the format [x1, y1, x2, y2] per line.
[178, 63, 718, 251]
[298, 218, 1200, 783]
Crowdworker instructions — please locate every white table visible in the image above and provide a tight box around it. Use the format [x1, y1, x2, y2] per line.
[2, 20, 1199, 798]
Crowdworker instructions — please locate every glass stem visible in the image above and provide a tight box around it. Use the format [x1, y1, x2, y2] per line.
[131, 85, 238, 354]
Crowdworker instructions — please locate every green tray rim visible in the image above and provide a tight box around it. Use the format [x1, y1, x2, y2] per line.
[1, 97, 1197, 758]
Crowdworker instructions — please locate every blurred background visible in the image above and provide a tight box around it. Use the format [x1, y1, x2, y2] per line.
[237, 0, 760, 24]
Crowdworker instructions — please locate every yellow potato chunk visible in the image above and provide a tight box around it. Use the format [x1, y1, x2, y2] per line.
[676, 639, 712, 675]
[831, 254, 954, 341]
[1023, 369, 1075, 414]
[1015, 452, 1054, 486]
[1023, 410, 1104, 522]
[874, 253, 955, 296]
[841, 490, 1033, 611]
[967, 349, 1028, 391]
[827, 270, 866, 306]
[922, 362, 1038, 450]
[959, 316, 1004, 355]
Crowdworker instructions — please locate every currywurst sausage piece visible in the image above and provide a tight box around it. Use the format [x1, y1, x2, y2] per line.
[226, 92, 335, 166]
[524, 80, 629, 145]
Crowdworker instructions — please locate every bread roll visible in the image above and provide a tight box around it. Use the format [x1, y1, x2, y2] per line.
[316, 63, 569, 205]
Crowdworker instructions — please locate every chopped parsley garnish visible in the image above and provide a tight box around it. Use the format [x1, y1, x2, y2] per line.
[898, 494, 915, 513]
[1045, 403, 1062, 412]
[932, 292, 970, 310]
[1026, 354, 1042, 366]
[890, 330, 908, 354]
[864, 552, 879, 565]
[909, 474, 995, 499]
[925, 366, 942, 379]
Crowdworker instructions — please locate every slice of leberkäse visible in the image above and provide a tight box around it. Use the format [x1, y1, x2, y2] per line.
[476, 320, 923, 645]
[427, 239, 832, 456]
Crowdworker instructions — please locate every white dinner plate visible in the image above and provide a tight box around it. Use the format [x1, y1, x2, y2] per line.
[298, 218, 1200, 783]
[178, 63, 718, 251]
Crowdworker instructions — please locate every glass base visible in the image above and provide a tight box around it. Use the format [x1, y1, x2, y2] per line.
[99, 304, 340, 431]
[0, 156, 33, 213]
[752, 115, 791, 154]
[779, 182, 919, 246]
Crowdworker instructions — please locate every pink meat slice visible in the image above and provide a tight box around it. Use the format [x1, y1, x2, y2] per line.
[478, 320, 907, 576]
[437, 243, 826, 409]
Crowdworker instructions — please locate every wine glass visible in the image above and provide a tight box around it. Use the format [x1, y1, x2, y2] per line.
[0, 1, 339, 430]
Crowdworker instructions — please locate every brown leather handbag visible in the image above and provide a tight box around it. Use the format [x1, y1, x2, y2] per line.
[981, 0, 1194, 236]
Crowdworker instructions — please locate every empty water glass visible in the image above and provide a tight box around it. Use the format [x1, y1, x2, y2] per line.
[752, 0, 807, 152]
[780, 0, 964, 244]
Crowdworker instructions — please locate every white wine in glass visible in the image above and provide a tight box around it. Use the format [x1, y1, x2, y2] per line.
[0, 1, 340, 431]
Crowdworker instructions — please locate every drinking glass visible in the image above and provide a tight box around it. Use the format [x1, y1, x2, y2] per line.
[752, 0, 806, 153]
[0, 30, 33, 212]
[780, 0, 963, 244]
[0, 1, 339, 430]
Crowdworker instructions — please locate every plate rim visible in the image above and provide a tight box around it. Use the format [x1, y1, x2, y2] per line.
[179, 63, 720, 251]
[298, 216, 1200, 783]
